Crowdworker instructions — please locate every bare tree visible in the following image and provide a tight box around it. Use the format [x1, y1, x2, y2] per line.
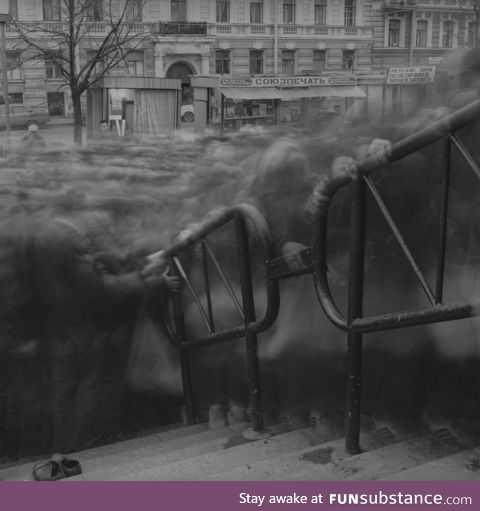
[12, 0, 150, 144]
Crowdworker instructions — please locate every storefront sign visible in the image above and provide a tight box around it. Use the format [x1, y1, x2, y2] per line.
[219, 75, 357, 88]
[386, 66, 436, 85]
[428, 57, 443, 65]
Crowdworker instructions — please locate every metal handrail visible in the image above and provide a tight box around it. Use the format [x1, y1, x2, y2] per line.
[313, 97, 480, 334]
[165, 203, 280, 348]
[164, 203, 280, 432]
[312, 97, 480, 454]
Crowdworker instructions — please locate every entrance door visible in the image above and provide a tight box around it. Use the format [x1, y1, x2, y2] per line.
[47, 92, 65, 116]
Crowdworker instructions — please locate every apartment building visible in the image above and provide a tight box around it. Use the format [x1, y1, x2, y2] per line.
[4, 0, 376, 121]
[369, 0, 479, 114]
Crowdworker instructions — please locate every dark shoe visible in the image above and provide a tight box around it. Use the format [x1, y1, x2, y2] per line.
[33, 454, 82, 481]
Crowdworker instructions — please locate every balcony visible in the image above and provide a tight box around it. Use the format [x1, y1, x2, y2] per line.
[157, 21, 208, 35]
[5, 21, 155, 35]
[5, 20, 372, 40]
[209, 23, 373, 38]
[383, 0, 417, 10]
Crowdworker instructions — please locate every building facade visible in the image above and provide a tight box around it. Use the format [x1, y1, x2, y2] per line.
[3, 0, 477, 121]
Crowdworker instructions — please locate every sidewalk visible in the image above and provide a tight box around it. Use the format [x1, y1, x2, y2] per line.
[47, 116, 74, 126]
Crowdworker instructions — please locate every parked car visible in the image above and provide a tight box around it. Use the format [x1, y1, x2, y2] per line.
[181, 104, 194, 122]
[0, 104, 50, 130]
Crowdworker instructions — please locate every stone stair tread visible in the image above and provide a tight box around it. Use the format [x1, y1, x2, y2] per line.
[280, 433, 470, 481]
[75, 426, 325, 481]
[202, 432, 375, 480]
[385, 446, 480, 480]
[0, 422, 226, 481]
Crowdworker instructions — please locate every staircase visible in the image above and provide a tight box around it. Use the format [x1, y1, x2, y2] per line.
[1, 420, 479, 481]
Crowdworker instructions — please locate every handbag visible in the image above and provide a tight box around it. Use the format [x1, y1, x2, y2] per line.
[127, 310, 182, 395]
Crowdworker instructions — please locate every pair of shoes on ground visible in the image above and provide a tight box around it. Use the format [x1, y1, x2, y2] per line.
[33, 453, 82, 481]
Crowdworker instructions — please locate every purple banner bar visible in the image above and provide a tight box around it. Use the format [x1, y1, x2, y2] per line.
[0, 481, 478, 511]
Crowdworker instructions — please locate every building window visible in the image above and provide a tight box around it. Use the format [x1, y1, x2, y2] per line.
[250, 0, 263, 24]
[249, 50, 263, 74]
[314, 0, 326, 25]
[9, 0, 17, 20]
[6, 51, 22, 80]
[344, 0, 356, 27]
[43, 0, 61, 21]
[45, 51, 63, 80]
[467, 20, 477, 48]
[86, 50, 105, 77]
[215, 50, 230, 74]
[171, 0, 187, 22]
[313, 50, 326, 72]
[281, 50, 295, 74]
[283, 0, 295, 24]
[342, 50, 355, 71]
[216, 0, 230, 22]
[388, 19, 401, 47]
[416, 19, 428, 47]
[9, 93, 23, 104]
[85, 0, 103, 21]
[443, 20, 454, 48]
[126, 0, 142, 21]
[126, 51, 144, 76]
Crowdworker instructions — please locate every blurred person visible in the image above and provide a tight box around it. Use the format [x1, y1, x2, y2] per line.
[21, 123, 46, 153]
[31, 200, 180, 453]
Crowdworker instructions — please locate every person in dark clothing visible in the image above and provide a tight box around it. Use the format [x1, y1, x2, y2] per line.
[31, 208, 179, 452]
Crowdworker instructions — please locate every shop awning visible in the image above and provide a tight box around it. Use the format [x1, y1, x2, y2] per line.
[327, 86, 366, 98]
[276, 87, 337, 99]
[219, 85, 366, 100]
[219, 87, 285, 100]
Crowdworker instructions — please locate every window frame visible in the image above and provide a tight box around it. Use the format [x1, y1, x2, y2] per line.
[415, 19, 428, 48]
[126, 50, 145, 76]
[43, 0, 62, 21]
[6, 50, 22, 81]
[313, 49, 326, 73]
[216, 0, 230, 23]
[250, 0, 263, 24]
[126, 0, 143, 22]
[215, 49, 230, 74]
[9, 0, 18, 20]
[342, 49, 355, 71]
[45, 51, 64, 80]
[388, 19, 401, 47]
[282, 0, 295, 24]
[344, 0, 356, 27]
[171, 0, 187, 22]
[442, 19, 455, 48]
[281, 49, 296, 75]
[249, 49, 263, 74]
[85, 0, 104, 22]
[314, 0, 327, 26]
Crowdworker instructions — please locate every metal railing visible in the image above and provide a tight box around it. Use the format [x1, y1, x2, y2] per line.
[312, 98, 480, 454]
[162, 204, 280, 434]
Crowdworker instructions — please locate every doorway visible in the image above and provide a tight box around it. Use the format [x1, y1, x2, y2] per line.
[47, 92, 65, 116]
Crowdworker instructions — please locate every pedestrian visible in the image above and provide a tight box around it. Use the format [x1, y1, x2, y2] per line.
[21, 123, 46, 152]
[31, 199, 180, 453]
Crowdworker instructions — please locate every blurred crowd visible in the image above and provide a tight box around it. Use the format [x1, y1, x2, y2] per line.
[2, 50, 480, 461]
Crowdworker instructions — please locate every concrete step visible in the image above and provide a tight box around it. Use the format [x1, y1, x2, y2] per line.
[386, 447, 480, 480]
[73, 426, 329, 481]
[202, 431, 378, 480]
[202, 427, 476, 481]
[0, 422, 215, 481]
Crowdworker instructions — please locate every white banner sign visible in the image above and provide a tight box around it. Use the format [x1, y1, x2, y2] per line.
[219, 75, 357, 88]
[386, 66, 436, 85]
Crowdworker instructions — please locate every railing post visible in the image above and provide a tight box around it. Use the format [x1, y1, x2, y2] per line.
[234, 213, 265, 435]
[435, 137, 452, 304]
[345, 177, 367, 455]
[172, 259, 196, 425]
